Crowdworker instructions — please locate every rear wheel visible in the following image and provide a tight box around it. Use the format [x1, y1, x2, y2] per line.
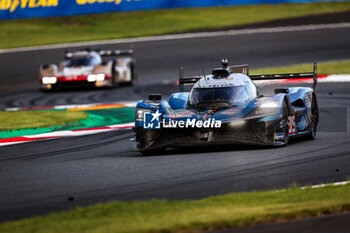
[108, 65, 116, 88]
[123, 63, 135, 86]
[108, 76, 115, 88]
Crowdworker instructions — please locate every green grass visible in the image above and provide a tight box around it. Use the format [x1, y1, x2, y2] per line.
[0, 111, 88, 131]
[251, 60, 350, 75]
[1, 2, 350, 49]
[1, 183, 350, 233]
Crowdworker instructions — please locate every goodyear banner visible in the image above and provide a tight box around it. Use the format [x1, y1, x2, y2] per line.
[0, 0, 335, 20]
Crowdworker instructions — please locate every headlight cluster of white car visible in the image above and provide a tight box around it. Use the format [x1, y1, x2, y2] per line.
[42, 76, 57, 84]
[87, 74, 105, 82]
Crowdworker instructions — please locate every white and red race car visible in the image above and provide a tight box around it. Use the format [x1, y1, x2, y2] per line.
[39, 49, 136, 90]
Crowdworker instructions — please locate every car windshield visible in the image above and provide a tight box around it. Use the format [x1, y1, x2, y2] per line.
[66, 57, 93, 67]
[190, 86, 249, 110]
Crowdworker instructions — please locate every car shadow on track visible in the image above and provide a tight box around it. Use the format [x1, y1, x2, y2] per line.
[137, 137, 310, 157]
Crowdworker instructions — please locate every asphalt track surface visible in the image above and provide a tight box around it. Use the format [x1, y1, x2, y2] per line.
[0, 22, 350, 233]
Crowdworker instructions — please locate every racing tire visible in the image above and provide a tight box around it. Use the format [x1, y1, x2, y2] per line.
[136, 128, 165, 155]
[122, 64, 135, 86]
[279, 101, 290, 146]
[108, 76, 116, 89]
[305, 97, 318, 140]
[108, 65, 116, 89]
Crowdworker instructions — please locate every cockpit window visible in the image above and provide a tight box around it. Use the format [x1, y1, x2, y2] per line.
[189, 86, 250, 110]
[66, 55, 101, 67]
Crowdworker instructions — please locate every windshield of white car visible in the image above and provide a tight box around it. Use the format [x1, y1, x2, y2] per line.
[66, 54, 102, 67]
[66, 57, 94, 67]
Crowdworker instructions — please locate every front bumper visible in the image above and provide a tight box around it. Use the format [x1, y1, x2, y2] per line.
[40, 80, 112, 90]
[134, 117, 286, 151]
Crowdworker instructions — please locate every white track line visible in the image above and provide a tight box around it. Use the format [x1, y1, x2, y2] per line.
[1, 23, 350, 54]
[275, 181, 350, 193]
[301, 181, 350, 189]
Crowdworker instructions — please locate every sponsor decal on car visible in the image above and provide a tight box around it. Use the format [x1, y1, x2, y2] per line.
[167, 110, 195, 119]
[219, 108, 241, 116]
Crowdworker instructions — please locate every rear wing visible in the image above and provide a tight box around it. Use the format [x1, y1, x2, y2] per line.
[98, 49, 134, 57]
[178, 64, 249, 91]
[65, 49, 133, 59]
[178, 61, 318, 91]
[230, 64, 249, 75]
[178, 67, 203, 91]
[250, 62, 318, 89]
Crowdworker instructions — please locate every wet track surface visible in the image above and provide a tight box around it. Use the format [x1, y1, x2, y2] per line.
[0, 25, 350, 223]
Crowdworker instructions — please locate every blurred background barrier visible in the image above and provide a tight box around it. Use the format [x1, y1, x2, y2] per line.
[0, 0, 340, 20]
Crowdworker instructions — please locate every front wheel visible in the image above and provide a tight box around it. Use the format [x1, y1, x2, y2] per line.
[135, 128, 165, 155]
[305, 97, 318, 140]
[279, 101, 290, 146]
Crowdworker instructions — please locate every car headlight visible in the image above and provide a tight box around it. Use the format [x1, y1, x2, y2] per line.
[96, 74, 105, 81]
[245, 101, 280, 118]
[88, 74, 105, 82]
[229, 119, 245, 127]
[42, 76, 57, 84]
[136, 108, 152, 121]
[87, 74, 96, 82]
[260, 101, 279, 108]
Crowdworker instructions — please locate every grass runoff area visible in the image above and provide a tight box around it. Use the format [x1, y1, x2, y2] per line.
[1, 183, 350, 233]
[251, 60, 350, 75]
[1, 2, 350, 49]
[0, 111, 88, 131]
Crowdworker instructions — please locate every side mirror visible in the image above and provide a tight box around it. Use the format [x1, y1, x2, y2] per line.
[149, 94, 162, 101]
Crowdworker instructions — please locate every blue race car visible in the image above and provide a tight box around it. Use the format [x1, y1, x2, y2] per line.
[133, 60, 318, 154]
